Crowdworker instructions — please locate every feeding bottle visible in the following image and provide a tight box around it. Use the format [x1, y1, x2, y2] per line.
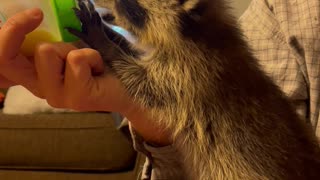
[0, 0, 81, 56]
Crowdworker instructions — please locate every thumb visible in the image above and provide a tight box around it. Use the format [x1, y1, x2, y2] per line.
[0, 8, 43, 60]
[63, 48, 106, 110]
[66, 48, 105, 83]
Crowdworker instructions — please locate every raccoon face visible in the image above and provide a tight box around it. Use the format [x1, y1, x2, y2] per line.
[103, 0, 201, 45]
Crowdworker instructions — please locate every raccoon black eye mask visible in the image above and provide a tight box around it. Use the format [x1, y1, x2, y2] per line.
[67, 0, 320, 179]
[115, 0, 148, 28]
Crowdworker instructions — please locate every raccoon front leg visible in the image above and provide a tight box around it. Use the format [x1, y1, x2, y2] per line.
[101, 24, 140, 58]
[67, 0, 173, 108]
[67, 0, 138, 65]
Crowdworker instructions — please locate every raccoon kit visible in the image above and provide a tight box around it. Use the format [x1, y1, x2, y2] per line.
[68, 0, 320, 179]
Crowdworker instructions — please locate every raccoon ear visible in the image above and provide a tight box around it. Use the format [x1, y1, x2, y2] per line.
[180, 0, 200, 11]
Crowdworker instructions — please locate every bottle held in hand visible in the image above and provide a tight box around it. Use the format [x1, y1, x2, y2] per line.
[0, 0, 81, 56]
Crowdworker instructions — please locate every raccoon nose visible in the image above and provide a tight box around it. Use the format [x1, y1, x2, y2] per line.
[95, 7, 115, 23]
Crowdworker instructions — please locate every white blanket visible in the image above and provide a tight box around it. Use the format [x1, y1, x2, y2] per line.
[3, 85, 73, 115]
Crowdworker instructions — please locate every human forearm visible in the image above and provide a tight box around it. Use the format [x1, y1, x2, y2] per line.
[122, 103, 172, 147]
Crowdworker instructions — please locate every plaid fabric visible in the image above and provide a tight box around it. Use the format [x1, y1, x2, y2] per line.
[239, 0, 320, 138]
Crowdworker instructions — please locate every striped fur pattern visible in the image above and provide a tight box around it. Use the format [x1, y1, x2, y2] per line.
[69, 0, 320, 179]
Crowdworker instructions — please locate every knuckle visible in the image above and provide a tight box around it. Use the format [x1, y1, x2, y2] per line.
[67, 48, 97, 65]
[82, 48, 97, 54]
[35, 43, 56, 55]
[84, 48, 100, 56]
[67, 50, 85, 64]
[2, 18, 19, 32]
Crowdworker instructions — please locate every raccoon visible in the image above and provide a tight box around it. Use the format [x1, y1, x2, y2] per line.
[67, 0, 320, 179]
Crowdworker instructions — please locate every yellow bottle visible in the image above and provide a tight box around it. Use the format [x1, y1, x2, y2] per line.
[0, 0, 81, 56]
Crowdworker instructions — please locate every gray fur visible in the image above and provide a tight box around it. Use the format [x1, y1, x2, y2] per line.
[69, 0, 320, 179]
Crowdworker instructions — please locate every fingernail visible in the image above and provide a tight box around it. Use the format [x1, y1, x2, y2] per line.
[26, 8, 43, 19]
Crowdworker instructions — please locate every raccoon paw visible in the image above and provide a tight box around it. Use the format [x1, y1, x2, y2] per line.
[66, 0, 107, 49]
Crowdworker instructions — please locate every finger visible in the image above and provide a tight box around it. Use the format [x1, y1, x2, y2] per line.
[88, 0, 96, 12]
[64, 48, 105, 108]
[0, 9, 44, 96]
[66, 48, 105, 81]
[34, 43, 77, 106]
[0, 8, 43, 61]
[0, 53, 39, 94]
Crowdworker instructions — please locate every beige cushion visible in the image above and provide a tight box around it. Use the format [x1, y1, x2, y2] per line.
[0, 113, 136, 172]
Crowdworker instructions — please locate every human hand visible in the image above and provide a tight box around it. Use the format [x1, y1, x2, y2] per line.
[33, 42, 133, 113]
[0, 8, 130, 112]
[0, 8, 43, 91]
[34, 43, 171, 144]
[0, 8, 171, 146]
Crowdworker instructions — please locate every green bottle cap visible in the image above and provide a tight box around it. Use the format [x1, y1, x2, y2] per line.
[50, 0, 81, 42]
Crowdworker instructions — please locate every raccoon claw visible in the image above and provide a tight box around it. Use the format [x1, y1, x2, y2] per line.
[76, 0, 101, 26]
[65, 27, 85, 40]
[67, 0, 105, 46]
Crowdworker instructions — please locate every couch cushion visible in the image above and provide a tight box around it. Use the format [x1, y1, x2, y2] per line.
[0, 112, 136, 172]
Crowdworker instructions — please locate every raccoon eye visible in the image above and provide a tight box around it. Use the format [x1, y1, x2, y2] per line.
[102, 13, 115, 22]
[115, 0, 148, 28]
[95, 7, 115, 23]
[178, 0, 187, 5]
